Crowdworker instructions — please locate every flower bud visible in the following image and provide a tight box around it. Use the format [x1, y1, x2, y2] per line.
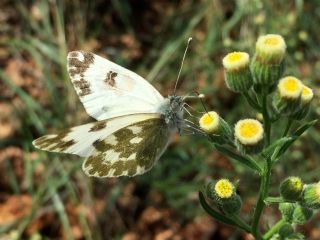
[273, 76, 303, 116]
[251, 34, 286, 91]
[206, 179, 242, 215]
[292, 85, 314, 120]
[278, 222, 294, 238]
[302, 183, 320, 209]
[221, 194, 242, 216]
[234, 119, 264, 154]
[279, 202, 295, 222]
[199, 111, 232, 144]
[280, 176, 303, 201]
[222, 52, 253, 93]
[292, 205, 313, 224]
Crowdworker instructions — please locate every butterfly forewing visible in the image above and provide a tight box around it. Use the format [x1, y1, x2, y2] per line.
[32, 114, 160, 157]
[82, 117, 170, 177]
[67, 51, 164, 120]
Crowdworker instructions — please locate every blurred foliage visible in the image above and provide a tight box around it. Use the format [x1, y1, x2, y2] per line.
[0, 0, 319, 239]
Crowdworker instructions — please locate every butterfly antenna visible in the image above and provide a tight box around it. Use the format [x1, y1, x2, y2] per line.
[173, 37, 192, 95]
[193, 89, 209, 114]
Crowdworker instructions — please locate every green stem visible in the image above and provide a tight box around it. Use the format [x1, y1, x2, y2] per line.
[282, 118, 293, 137]
[251, 157, 272, 239]
[263, 219, 286, 239]
[262, 91, 271, 145]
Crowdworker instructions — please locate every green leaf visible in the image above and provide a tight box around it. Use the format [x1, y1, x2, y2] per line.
[213, 144, 262, 173]
[198, 191, 252, 233]
[198, 191, 237, 226]
[276, 120, 318, 158]
[262, 137, 292, 159]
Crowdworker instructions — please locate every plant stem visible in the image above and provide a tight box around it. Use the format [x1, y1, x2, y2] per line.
[262, 91, 271, 145]
[263, 219, 286, 239]
[282, 118, 293, 137]
[251, 157, 272, 239]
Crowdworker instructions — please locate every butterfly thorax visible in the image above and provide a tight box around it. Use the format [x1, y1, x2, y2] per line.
[157, 95, 184, 132]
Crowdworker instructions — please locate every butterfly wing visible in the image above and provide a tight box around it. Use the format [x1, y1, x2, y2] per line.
[82, 117, 171, 177]
[67, 51, 164, 120]
[32, 113, 159, 157]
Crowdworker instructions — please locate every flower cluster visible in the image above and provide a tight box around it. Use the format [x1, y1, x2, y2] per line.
[198, 34, 317, 240]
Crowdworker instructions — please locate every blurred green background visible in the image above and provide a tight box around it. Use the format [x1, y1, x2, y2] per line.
[0, 0, 319, 239]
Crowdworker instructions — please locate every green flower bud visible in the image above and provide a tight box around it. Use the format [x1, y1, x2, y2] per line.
[280, 176, 303, 201]
[292, 85, 314, 120]
[206, 179, 239, 208]
[251, 58, 285, 92]
[302, 183, 320, 209]
[222, 52, 253, 93]
[279, 202, 295, 222]
[205, 180, 216, 201]
[251, 34, 286, 92]
[234, 119, 264, 154]
[273, 76, 303, 116]
[292, 205, 313, 224]
[199, 111, 232, 144]
[221, 194, 242, 216]
[278, 222, 294, 238]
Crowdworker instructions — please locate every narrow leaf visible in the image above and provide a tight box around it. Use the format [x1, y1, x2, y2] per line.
[262, 137, 292, 158]
[214, 144, 262, 173]
[277, 120, 317, 157]
[198, 191, 237, 226]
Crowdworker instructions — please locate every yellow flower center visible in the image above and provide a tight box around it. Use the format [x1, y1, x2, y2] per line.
[215, 179, 233, 198]
[300, 85, 313, 104]
[302, 87, 310, 96]
[227, 52, 243, 62]
[239, 122, 259, 138]
[291, 177, 303, 191]
[283, 77, 299, 92]
[264, 37, 279, 46]
[202, 113, 214, 125]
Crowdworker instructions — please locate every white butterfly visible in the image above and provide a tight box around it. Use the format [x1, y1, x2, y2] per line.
[33, 50, 187, 177]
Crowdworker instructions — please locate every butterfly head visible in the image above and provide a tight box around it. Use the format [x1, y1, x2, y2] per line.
[158, 95, 185, 131]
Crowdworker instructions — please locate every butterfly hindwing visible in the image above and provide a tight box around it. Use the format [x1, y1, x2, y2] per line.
[82, 117, 170, 177]
[67, 51, 164, 120]
[32, 114, 160, 157]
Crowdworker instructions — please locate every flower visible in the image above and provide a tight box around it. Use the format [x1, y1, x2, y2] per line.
[235, 119, 264, 145]
[251, 34, 286, 91]
[199, 111, 220, 134]
[256, 34, 286, 63]
[214, 179, 234, 199]
[222, 52, 250, 72]
[278, 76, 303, 99]
[199, 111, 232, 144]
[206, 179, 242, 215]
[234, 119, 264, 154]
[292, 85, 314, 120]
[222, 52, 252, 93]
[280, 176, 303, 201]
[301, 85, 314, 105]
[273, 76, 304, 116]
[302, 183, 320, 209]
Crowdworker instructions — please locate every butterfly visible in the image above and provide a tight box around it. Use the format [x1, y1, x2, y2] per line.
[33, 49, 189, 178]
